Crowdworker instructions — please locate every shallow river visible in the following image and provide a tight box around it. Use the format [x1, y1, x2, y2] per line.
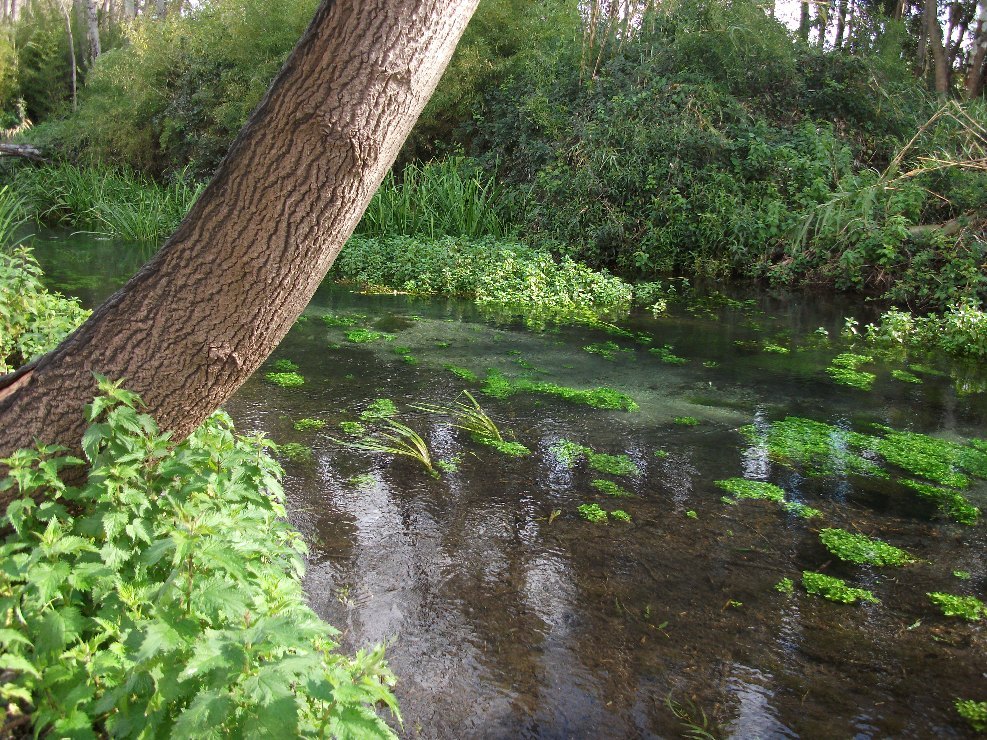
[33, 232, 987, 738]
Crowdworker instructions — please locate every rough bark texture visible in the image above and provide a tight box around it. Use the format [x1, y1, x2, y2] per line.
[927, 0, 950, 95]
[967, 1, 987, 98]
[0, 0, 479, 507]
[85, 0, 101, 65]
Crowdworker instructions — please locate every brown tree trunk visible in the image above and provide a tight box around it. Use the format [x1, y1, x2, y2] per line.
[58, 0, 77, 112]
[966, 1, 987, 98]
[927, 0, 950, 94]
[0, 0, 479, 506]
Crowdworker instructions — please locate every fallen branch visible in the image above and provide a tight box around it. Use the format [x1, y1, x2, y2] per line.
[0, 144, 47, 163]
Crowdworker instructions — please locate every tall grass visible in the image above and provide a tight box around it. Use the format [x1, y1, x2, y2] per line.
[0, 184, 26, 249]
[357, 157, 511, 239]
[12, 163, 203, 241]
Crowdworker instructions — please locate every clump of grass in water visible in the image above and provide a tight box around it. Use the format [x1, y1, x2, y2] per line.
[293, 418, 326, 432]
[872, 426, 987, 489]
[265, 371, 305, 388]
[673, 416, 700, 426]
[955, 699, 987, 732]
[339, 421, 366, 436]
[900, 480, 980, 524]
[276, 442, 313, 462]
[610, 509, 631, 522]
[825, 352, 876, 390]
[578, 503, 608, 523]
[271, 358, 299, 372]
[649, 345, 687, 364]
[591, 479, 632, 497]
[802, 571, 879, 604]
[775, 577, 795, 595]
[481, 370, 638, 411]
[818, 528, 915, 566]
[360, 398, 398, 422]
[321, 312, 365, 327]
[927, 592, 986, 621]
[551, 440, 640, 476]
[715, 478, 821, 519]
[346, 329, 395, 343]
[413, 390, 531, 457]
[740, 417, 884, 478]
[347, 473, 376, 489]
[445, 365, 479, 382]
[332, 419, 437, 477]
[583, 341, 624, 360]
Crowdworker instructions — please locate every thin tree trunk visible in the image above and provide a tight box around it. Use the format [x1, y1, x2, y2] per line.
[0, 0, 480, 504]
[834, 0, 848, 48]
[799, 0, 811, 41]
[927, 0, 950, 95]
[58, 0, 77, 112]
[817, 0, 832, 47]
[85, 0, 100, 66]
[123, 0, 134, 19]
[967, 1, 987, 98]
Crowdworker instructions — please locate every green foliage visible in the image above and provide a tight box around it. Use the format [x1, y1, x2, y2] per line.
[714, 478, 785, 503]
[333, 419, 436, 477]
[475, 437, 530, 457]
[873, 427, 987, 489]
[774, 578, 795, 595]
[610, 509, 631, 523]
[578, 503, 608, 523]
[0, 184, 26, 248]
[345, 329, 394, 344]
[802, 572, 879, 605]
[347, 473, 377, 490]
[854, 302, 987, 360]
[334, 236, 632, 320]
[825, 353, 875, 390]
[739, 417, 885, 478]
[781, 501, 823, 520]
[413, 390, 531, 457]
[890, 369, 922, 384]
[13, 164, 201, 240]
[445, 365, 479, 382]
[550, 440, 640, 476]
[0, 248, 90, 374]
[481, 370, 638, 411]
[953, 570, 972, 580]
[0, 379, 397, 737]
[339, 421, 366, 437]
[292, 418, 326, 432]
[900, 480, 980, 524]
[818, 528, 915, 567]
[673, 416, 700, 426]
[360, 399, 398, 422]
[955, 699, 987, 732]
[276, 442, 313, 463]
[927, 592, 986, 621]
[650, 346, 688, 364]
[584, 341, 624, 361]
[320, 313, 365, 327]
[591, 479, 632, 497]
[264, 372, 305, 388]
[271, 359, 299, 373]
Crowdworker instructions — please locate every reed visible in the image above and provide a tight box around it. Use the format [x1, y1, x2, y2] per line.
[333, 419, 436, 476]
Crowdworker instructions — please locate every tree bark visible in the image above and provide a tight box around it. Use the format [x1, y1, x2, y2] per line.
[85, 0, 100, 66]
[0, 0, 479, 506]
[926, 0, 950, 95]
[58, 0, 78, 112]
[834, 0, 848, 48]
[967, 1, 987, 98]
[799, 0, 811, 41]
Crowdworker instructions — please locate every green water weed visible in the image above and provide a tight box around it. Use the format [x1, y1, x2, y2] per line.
[339, 421, 366, 436]
[775, 578, 795, 595]
[715, 478, 785, 502]
[271, 358, 299, 372]
[802, 572, 879, 604]
[819, 528, 915, 566]
[955, 699, 987, 732]
[674, 416, 700, 426]
[264, 371, 305, 388]
[276, 442, 313, 462]
[333, 419, 436, 476]
[591, 479, 633, 497]
[927, 592, 986, 621]
[953, 570, 971, 580]
[891, 369, 922, 384]
[900, 480, 980, 524]
[610, 510, 632, 522]
[650, 345, 688, 364]
[293, 418, 326, 432]
[360, 398, 398, 422]
[578, 503, 608, 523]
[345, 329, 395, 343]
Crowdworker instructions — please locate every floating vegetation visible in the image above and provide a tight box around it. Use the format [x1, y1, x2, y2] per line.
[360, 398, 398, 422]
[391, 346, 417, 364]
[414, 390, 531, 457]
[276, 442, 313, 463]
[649, 345, 687, 364]
[715, 478, 785, 502]
[781, 501, 823, 519]
[762, 343, 789, 354]
[435, 456, 462, 474]
[927, 592, 986, 621]
[551, 440, 640, 476]
[481, 370, 638, 411]
[265, 371, 305, 388]
[802, 571, 879, 604]
[578, 503, 608, 523]
[347, 473, 376, 489]
[740, 417, 884, 478]
[445, 365, 479, 382]
[321, 312, 365, 327]
[345, 329, 395, 343]
[686, 510, 698, 519]
[775, 577, 795, 595]
[271, 358, 299, 372]
[293, 418, 326, 432]
[673, 416, 700, 426]
[653, 449, 669, 458]
[591, 479, 633, 497]
[475, 437, 531, 457]
[900, 480, 980, 525]
[826, 352, 876, 390]
[873, 427, 987, 489]
[333, 419, 436, 476]
[891, 369, 922, 384]
[584, 341, 624, 360]
[953, 570, 971, 580]
[818, 528, 915, 567]
[610, 509, 632, 522]
[955, 699, 987, 732]
[702, 360, 720, 368]
[339, 421, 366, 436]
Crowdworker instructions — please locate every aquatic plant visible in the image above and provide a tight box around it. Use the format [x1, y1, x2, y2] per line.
[445, 365, 479, 382]
[276, 442, 313, 462]
[584, 340, 623, 360]
[480, 370, 638, 411]
[413, 390, 531, 457]
[802, 572, 879, 605]
[435, 456, 462, 474]
[347, 473, 377, 489]
[775, 578, 795, 595]
[762, 343, 789, 354]
[900, 480, 980, 524]
[890, 369, 922, 384]
[475, 437, 531, 457]
[715, 478, 785, 502]
[649, 345, 688, 364]
[610, 509, 632, 522]
[819, 528, 915, 566]
[781, 501, 823, 519]
[953, 570, 971, 580]
[955, 699, 987, 732]
[825, 353, 876, 390]
[686, 510, 698, 519]
[927, 592, 986, 621]
[360, 398, 398, 422]
[345, 329, 395, 343]
[333, 419, 437, 476]
[740, 417, 884, 478]
[591, 479, 632, 497]
[264, 371, 305, 388]
[271, 358, 299, 373]
[578, 503, 608, 523]
[293, 418, 326, 432]
[339, 421, 366, 436]
[551, 440, 640, 476]
[321, 312, 365, 327]
[873, 427, 987, 489]
[673, 416, 700, 426]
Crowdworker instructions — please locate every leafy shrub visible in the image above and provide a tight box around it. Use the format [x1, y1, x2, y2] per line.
[0, 378, 397, 737]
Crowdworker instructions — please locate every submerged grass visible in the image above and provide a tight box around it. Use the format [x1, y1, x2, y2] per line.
[481, 370, 638, 411]
[264, 371, 305, 388]
[715, 478, 821, 519]
[899, 480, 980, 524]
[332, 418, 437, 476]
[413, 390, 531, 457]
[551, 440, 640, 476]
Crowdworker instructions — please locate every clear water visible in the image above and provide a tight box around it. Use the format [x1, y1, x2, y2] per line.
[31, 231, 987, 738]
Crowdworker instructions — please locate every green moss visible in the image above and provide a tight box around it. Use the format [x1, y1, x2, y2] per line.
[345, 329, 395, 343]
[271, 358, 299, 372]
[360, 398, 398, 421]
[551, 440, 587, 468]
[474, 436, 531, 457]
[802, 571, 879, 604]
[293, 418, 326, 432]
[702, 360, 720, 368]
[826, 365, 876, 390]
[591, 479, 633, 497]
[653, 449, 669, 458]
[264, 371, 305, 388]
[480, 370, 638, 411]
[831, 352, 874, 368]
[900, 480, 980, 525]
[686, 510, 698, 519]
[714, 478, 785, 502]
[955, 699, 987, 732]
[673, 416, 700, 426]
[445, 365, 479, 382]
[818, 528, 915, 566]
[578, 503, 608, 523]
[321, 312, 365, 327]
[927, 592, 986, 621]
[740, 417, 884, 478]
[339, 421, 366, 436]
[277, 442, 313, 463]
[610, 509, 632, 522]
[890, 369, 922, 384]
[774, 577, 795, 595]
[649, 345, 687, 364]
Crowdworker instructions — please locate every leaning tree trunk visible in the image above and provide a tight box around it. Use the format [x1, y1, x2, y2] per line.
[0, 0, 479, 507]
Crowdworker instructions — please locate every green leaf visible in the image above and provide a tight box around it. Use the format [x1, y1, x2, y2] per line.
[172, 689, 234, 739]
[0, 652, 41, 678]
[28, 560, 72, 603]
[242, 696, 300, 739]
[328, 704, 397, 740]
[135, 621, 183, 663]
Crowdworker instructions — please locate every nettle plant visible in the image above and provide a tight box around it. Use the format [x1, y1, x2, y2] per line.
[0, 377, 398, 738]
